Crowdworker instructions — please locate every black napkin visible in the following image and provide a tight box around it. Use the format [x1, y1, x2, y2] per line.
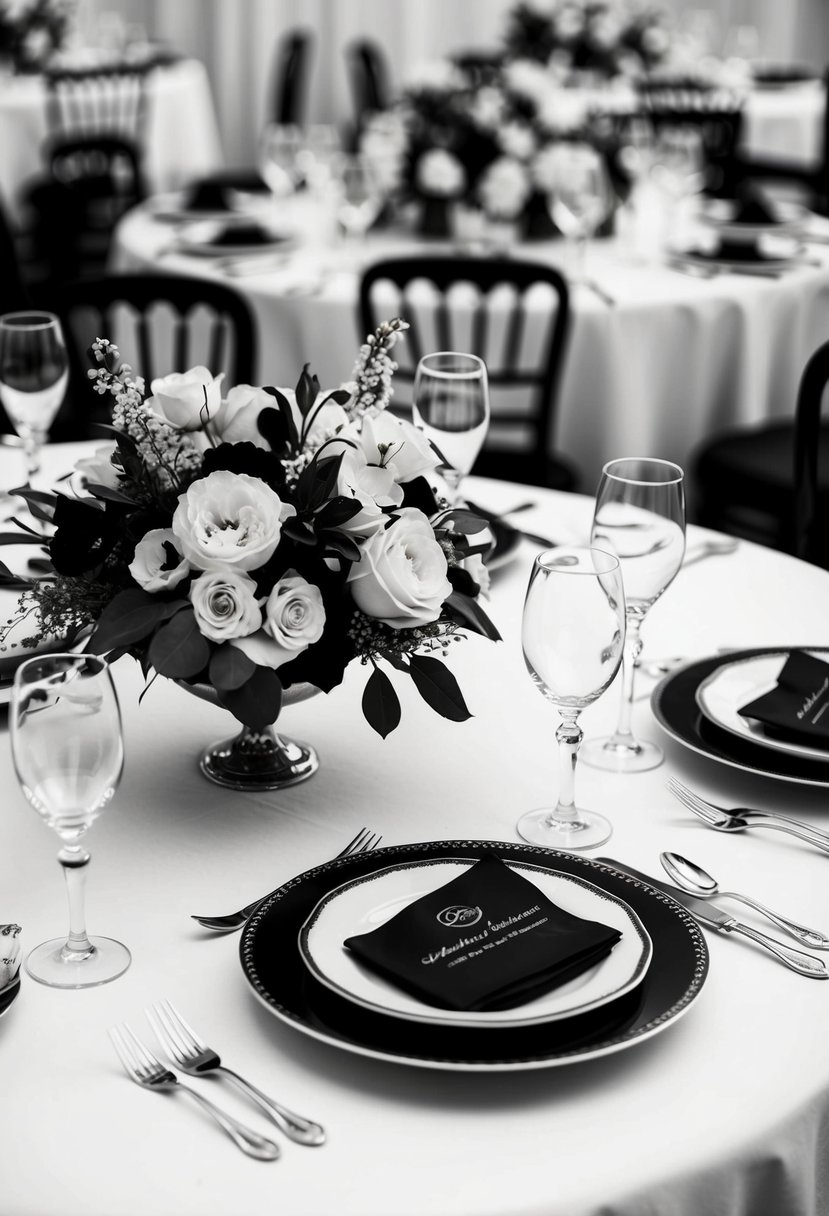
[344, 853, 622, 1012]
[738, 650, 829, 749]
[733, 194, 777, 226]
[183, 179, 233, 212]
[694, 238, 769, 263]
[206, 221, 277, 247]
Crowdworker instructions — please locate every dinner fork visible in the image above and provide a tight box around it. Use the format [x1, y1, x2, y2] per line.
[109, 1023, 280, 1161]
[190, 827, 383, 932]
[666, 776, 829, 856]
[147, 1000, 325, 1146]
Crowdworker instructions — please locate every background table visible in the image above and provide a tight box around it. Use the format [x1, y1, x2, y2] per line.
[112, 200, 829, 491]
[743, 79, 826, 167]
[0, 58, 223, 222]
[2, 442, 829, 1216]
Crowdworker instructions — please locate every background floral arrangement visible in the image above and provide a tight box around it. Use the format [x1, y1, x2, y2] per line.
[0, 0, 74, 74]
[17, 320, 500, 738]
[503, 0, 672, 80]
[361, 55, 634, 235]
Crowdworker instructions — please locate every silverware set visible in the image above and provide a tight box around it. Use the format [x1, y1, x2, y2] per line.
[667, 776, 829, 856]
[111, 1001, 325, 1160]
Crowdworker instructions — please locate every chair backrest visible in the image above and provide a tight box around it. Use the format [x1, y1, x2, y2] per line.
[359, 257, 571, 472]
[270, 29, 313, 126]
[44, 65, 150, 144]
[794, 337, 829, 564]
[636, 87, 744, 197]
[48, 135, 147, 208]
[49, 274, 257, 431]
[346, 39, 391, 126]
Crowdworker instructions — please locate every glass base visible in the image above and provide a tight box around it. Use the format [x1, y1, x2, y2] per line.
[580, 735, 664, 773]
[516, 807, 612, 850]
[25, 936, 131, 989]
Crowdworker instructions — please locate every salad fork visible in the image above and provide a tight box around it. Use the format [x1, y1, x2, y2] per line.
[147, 1000, 325, 1145]
[109, 1023, 280, 1161]
[666, 776, 829, 855]
[191, 827, 383, 932]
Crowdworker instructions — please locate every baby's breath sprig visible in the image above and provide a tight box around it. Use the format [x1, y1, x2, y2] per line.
[348, 609, 464, 663]
[346, 318, 410, 421]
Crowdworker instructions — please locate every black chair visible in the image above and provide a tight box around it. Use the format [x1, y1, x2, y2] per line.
[0, 200, 30, 317]
[737, 69, 829, 215]
[636, 88, 745, 198]
[270, 28, 313, 126]
[359, 257, 577, 490]
[346, 39, 391, 134]
[48, 274, 257, 439]
[44, 64, 150, 144]
[692, 338, 829, 568]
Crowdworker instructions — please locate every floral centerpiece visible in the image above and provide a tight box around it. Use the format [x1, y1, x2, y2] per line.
[503, 1, 672, 81]
[360, 56, 634, 239]
[0, 0, 74, 74]
[16, 320, 499, 788]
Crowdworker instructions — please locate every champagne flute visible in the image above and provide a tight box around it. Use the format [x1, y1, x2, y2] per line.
[547, 142, 613, 288]
[258, 122, 303, 200]
[412, 352, 490, 500]
[335, 153, 384, 243]
[10, 653, 131, 988]
[517, 547, 626, 850]
[582, 458, 686, 772]
[0, 311, 68, 483]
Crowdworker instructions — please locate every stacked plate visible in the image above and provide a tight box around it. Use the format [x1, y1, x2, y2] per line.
[652, 648, 829, 787]
[240, 841, 708, 1072]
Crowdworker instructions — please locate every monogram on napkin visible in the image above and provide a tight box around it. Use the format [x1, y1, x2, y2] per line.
[0, 924, 21, 989]
[344, 853, 621, 1012]
[739, 651, 829, 747]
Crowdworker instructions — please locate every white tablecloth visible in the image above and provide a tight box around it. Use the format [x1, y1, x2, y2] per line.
[2, 442, 829, 1216]
[0, 58, 223, 221]
[112, 201, 829, 491]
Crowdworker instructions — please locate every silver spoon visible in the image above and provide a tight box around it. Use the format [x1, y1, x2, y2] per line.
[660, 851, 829, 950]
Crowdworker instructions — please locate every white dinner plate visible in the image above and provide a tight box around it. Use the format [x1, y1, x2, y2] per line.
[696, 649, 829, 763]
[298, 858, 652, 1029]
[698, 199, 810, 241]
[174, 219, 295, 258]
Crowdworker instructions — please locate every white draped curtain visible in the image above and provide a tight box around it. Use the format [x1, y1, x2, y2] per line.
[126, 0, 829, 168]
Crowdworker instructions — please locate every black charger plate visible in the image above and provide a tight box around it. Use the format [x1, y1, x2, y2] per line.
[652, 647, 829, 787]
[240, 840, 708, 1072]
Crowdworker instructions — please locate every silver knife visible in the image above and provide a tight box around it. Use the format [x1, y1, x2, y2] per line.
[597, 858, 828, 980]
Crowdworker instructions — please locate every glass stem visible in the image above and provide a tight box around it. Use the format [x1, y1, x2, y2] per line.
[554, 711, 583, 821]
[611, 614, 645, 745]
[23, 432, 43, 483]
[575, 233, 588, 284]
[58, 844, 94, 960]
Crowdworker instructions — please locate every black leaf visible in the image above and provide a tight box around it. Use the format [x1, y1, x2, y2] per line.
[408, 652, 472, 721]
[361, 666, 401, 738]
[147, 608, 211, 679]
[445, 590, 502, 641]
[218, 665, 284, 730]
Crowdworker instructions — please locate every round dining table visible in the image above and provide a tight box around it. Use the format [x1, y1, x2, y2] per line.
[2, 440, 829, 1216]
[0, 57, 223, 222]
[111, 194, 829, 492]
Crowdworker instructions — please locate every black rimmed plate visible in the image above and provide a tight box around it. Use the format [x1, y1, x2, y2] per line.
[652, 648, 829, 787]
[240, 841, 708, 1072]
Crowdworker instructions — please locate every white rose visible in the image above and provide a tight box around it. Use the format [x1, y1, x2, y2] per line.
[415, 149, 466, 198]
[498, 123, 537, 161]
[148, 366, 225, 431]
[74, 443, 120, 492]
[129, 528, 190, 593]
[347, 507, 452, 629]
[232, 572, 325, 667]
[172, 470, 295, 572]
[212, 384, 274, 447]
[478, 157, 532, 219]
[189, 569, 262, 642]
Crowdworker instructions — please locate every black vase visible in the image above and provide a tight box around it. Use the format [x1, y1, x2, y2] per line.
[418, 197, 453, 238]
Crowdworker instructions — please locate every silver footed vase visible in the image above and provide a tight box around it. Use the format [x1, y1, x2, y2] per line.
[177, 681, 320, 792]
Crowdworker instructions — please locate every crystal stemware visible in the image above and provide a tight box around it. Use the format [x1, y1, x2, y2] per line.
[10, 653, 131, 988]
[412, 352, 490, 500]
[0, 311, 68, 483]
[335, 153, 383, 244]
[547, 142, 613, 288]
[517, 547, 626, 851]
[582, 458, 686, 772]
[257, 122, 303, 200]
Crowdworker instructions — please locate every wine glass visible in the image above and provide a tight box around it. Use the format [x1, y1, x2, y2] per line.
[547, 142, 613, 287]
[412, 352, 490, 500]
[10, 653, 131, 988]
[517, 547, 626, 850]
[335, 153, 384, 243]
[258, 122, 303, 201]
[582, 458, 686, 772]
[0, 311, 68, 483]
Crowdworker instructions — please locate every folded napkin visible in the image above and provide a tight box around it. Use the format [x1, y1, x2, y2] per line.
[693, 238, 772, 263]
[206, 221, 279, 247]
[0, 925, 21, 989]
[732, 194, 778, 226]
[738, 651, 829, 748]
[344, 853, 622, 1012]
[183, 179, 233, 212]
